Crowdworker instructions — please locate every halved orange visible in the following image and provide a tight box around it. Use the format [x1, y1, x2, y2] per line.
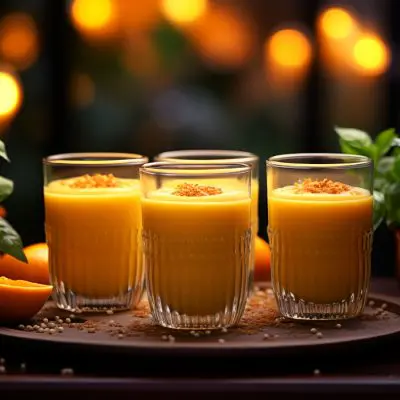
[0, 276, 53, 322]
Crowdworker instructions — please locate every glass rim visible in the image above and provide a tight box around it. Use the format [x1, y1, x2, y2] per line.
[267, 153, 372, 169]
[43, 152, 149, 167]
[140, 161, 251, 177]
[155, 149, 258, 165]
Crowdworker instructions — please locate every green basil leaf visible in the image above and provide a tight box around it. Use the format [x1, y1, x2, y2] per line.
[384, 183, 400, 227]
[0, 176, 13, 202]
[374, 177, 390, 191]
[375, 128, 396, 158]
[0, 140, 10, 162]
[339, 138, 375, 158]
[373, 190, 385, 231]
[377, 156, 395, 175]
[392, 156, 400, 180]
[0, 218, 27, 262]
[393, 138, 400, 148]
[335, 126, 372, 146]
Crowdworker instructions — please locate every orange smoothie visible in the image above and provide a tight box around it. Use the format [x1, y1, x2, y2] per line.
[268, 179, 373, 304]
[44, 174, 143, 300]
[142, 182, 252, 317]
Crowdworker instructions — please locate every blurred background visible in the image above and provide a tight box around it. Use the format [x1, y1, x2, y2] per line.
[0, 0, 398, 274]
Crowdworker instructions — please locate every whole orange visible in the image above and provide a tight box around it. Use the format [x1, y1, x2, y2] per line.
[0, 243, 49, 285]
[254, 235, 271, 282]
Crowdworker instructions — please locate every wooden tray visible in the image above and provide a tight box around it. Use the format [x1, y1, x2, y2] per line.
[1, 289, 400, 361]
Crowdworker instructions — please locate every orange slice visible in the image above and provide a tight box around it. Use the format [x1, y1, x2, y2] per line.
[0, 276, 53, 322]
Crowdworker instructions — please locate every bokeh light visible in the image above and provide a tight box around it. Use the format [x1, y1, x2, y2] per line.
[115, 0, 160, 34]
[186, 5, 255, 69]
[319, 7, 355, 40]
[352, 33, 390, 76]
[0, 13, 39, 70]
[161, 0, 208, 25]
[267, 29, 312, 69]
[70, 0, 117, 39]
[0, 71, 23, 120]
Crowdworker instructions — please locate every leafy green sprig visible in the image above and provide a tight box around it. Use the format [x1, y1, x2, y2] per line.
[335, 126, 400, 230]
[0, 140, 26, 262]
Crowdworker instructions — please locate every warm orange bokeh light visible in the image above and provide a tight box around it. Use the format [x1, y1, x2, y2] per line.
[0, 71, 22, 119]
[70, 0, 117, 38]
[267, 29, 312, 69]
[352, 34, 390, 76]
[115, 0, 160, 34]
[186, 5, 255, 69]
[161, 0, 208, 25]
[0, 13, 39, 70]
[319, 7, 355, 40]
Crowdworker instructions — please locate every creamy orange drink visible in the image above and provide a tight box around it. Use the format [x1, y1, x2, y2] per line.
[141, 162, 252, 330]
[267, 154, 373, 320]
[155, 150, 259, 285]
[43, 153, 147, 312]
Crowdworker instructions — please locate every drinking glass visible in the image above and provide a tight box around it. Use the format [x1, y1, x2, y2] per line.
[155, 150, 259, 285]
[140, 162, 252, 329]
[43, 152, 148, 312]
[267, 153, 373, 320]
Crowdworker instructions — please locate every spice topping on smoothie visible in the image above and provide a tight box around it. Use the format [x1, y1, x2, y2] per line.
[294, 178, 350, 194]
[62, 174, 119, 189]
[172, 183, 223, 197]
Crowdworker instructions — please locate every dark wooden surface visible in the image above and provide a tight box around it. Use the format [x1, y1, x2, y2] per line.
[1, 278, 400, 398]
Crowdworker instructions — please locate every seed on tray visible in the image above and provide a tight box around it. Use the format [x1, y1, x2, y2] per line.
[118, 334, 124, 339]
[316, 332, 323, 338]
[382, 303, 387, 309]
[368, 300, 375, 307]
[335, 323, 342, 329]
[161, 335, 168, 341]
[0, 358, 5, 365]
[20, 363, 26, 372]
[38, 328, 44, 333]
[310, 328, 317, 334]
[106, 310, 114, 315]
[205, 330, 211, 335]
[58, 327, 64, 333]
[313, 369, 321, 375]
[43, 318, 49, 323]
[40, 323, 47, 329]
[18, 324, 24, 330]
[263, 333, 270, 340]
[221, 327, 228, 333]
[87, 328, 96, 333]
[69, 314, 75, 319]
[0, 366, 5, 374]
[48, 322, 56, 329]
[58, 319, 63, 324]
[49, 329, 56, 335]
[218, 338, 225, 343]
[33, 325, 40, 331]
[168, 335, 175, 342]
[65, 318, 71, 323]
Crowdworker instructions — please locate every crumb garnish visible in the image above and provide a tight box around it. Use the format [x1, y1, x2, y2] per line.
[172, 183, 223, 197]
[294, 178, 351, 194]
[62, 174, 119, 189]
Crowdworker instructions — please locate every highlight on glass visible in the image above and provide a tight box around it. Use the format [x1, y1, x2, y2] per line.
[267, 153, 373, 320]
[155, 150, 259, 286]
[140, 161, 252, 330]
[43, 152, 148, 312]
